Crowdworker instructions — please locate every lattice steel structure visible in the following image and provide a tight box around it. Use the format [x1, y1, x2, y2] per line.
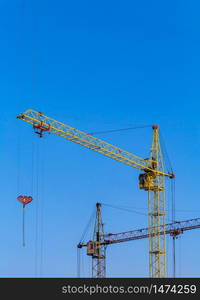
[78, 217, 200, 277]
[91, 203, 106, 278]
[148, 126, 166, 277]
[103, 217, 200, 245]
[17, 109, 174, 277]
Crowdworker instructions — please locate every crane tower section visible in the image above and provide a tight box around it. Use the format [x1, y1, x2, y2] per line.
[86, 203, 106, 278]
[138, 125, 166, 277]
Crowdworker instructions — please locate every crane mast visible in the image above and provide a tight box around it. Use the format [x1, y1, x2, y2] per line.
[17, 109, 174, 278]
[90, 203, 106, 278]
[148, 125, 166, 277]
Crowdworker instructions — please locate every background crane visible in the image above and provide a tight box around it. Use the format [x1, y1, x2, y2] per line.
[17, 109, 174, 278]
[78, 203, 200, 277]
[91, 203, 106, 278]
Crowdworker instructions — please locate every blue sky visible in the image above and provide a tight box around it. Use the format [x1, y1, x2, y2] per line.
[0, 0, 200, 277]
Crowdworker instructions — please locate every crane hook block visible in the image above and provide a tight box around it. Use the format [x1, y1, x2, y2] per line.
[17, 195, 33, 206]
[33, 121, 50, 138]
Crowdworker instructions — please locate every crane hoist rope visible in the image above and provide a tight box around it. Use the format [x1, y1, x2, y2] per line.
[87, 124, 153, 136]
[17, 109, 175, 278]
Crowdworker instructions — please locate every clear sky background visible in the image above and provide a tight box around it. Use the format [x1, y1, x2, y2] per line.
[0, 0, 200, 277]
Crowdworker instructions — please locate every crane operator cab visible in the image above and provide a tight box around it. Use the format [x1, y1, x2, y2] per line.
[87, 241, 98, 256]
[139, 172, 164, 191]
[139, 173, 154, 191]
[87, 241, 104, 258]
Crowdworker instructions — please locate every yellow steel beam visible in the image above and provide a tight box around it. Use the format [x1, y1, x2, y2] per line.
[17, 109, 173, 178]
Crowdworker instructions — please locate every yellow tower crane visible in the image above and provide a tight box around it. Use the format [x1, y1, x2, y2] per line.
[17, 109, 174, 278]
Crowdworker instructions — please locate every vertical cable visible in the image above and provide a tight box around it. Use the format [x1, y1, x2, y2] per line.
[39, 138, 45, 277]
[17, 125, 21, 196]
[82, 248, 85, 278]
[34, 139, 39, 277]
[179, 236, 182, 277]
[77, 248, 81, 278]
[171, 179, 176, 277]
[172, 237, 176, 278]
[172, 179, 176, 222]
[31, 135, 35, 196]
[22, 204, 25, 247]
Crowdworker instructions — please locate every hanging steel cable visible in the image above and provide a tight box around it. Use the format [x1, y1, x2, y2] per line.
[78, 209, 96, 245]
[159, 130, 174, 174]
[17, 196, 33, 246]
[77, 208, 97, 277]
[102, 202, 148, 216]
[77, 247, 81, 278]
[87, 125, 153, 136]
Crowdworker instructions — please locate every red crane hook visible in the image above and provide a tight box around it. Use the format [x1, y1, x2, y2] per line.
[17, 195, 33, 246]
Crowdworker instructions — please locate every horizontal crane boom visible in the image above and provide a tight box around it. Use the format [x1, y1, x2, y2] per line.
[104, 217, 200, 244]
[17, 109, 173, 178]
[78, 218, 200, 248]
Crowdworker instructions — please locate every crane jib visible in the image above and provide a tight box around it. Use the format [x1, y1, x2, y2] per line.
[17, 110, 174, 179]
